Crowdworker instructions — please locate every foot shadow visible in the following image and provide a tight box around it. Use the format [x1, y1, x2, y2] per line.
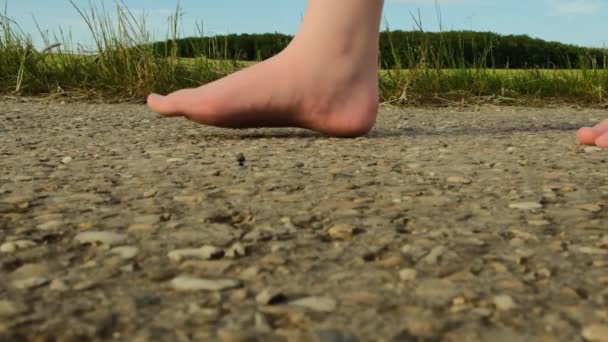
[199, 122, 588, 140]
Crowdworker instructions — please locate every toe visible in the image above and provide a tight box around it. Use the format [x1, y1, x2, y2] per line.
[596, 131, 608, 148]
[577, 127, 598, 145]
[577, 120, 608, 145]
[147, 91, 190, 117]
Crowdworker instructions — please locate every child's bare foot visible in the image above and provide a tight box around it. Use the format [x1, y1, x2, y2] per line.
[147, 0, 384, 138]
[577, 120, 608, 148]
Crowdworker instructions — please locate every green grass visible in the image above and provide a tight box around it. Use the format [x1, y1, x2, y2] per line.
[1, 1, 607, 106]
[0, 1, 241, 101]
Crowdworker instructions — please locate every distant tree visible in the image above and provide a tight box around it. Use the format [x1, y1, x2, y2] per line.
[152, 31, 607, 69]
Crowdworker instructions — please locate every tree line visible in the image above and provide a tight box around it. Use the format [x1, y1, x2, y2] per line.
[152, 31, 607, 69]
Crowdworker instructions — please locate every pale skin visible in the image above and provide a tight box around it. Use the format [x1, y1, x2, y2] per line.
[147, 0, 608, 146]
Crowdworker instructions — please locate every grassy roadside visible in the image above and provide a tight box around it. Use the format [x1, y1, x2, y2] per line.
[1, 2, 607, 106]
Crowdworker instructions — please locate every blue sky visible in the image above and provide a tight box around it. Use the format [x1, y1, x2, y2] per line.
[2, 0, 607, 48]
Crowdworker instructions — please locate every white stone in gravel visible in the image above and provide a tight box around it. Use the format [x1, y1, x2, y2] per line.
[225, 242, 246, 259]
[510, 229, 539, 242]
[508, 202, 543, 210]
[1, 240, 36, 253]
[166, 158, 185, 163]
[168, 246, 223, 262]
[108, 246, 139, 260]
[74, 231, 128, 247]
[527, 219, 550, 226]
[576, 204, 602, 213]
[399, 268, 418, 282]
[421, 246, 447, 264]
[12, 276, 49, 289]
[36, 220, 62, 231]
[493, 295, 517, 311]
[446, 176, 472, 184]
[49, 279, 68, 291]
[583, 324, 608, 342]
[170, 276, 242, 291]
[583, 147, 603, 153]
[143, 189, 158, 198]
[256, 288, 286, 305]
[61, 156, 73, 164]
[239, 266, 260, 280]
[328, 224, 358, 240]
[290, 296, 337, 312]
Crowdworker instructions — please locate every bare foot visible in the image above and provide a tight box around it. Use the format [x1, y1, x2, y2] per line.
[577, 120, 608, 148]
[147, 0, 384, 138]
[147, 43, 378, 137]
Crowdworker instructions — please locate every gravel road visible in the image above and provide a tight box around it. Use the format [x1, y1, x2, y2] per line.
[1, 98, 607, 341]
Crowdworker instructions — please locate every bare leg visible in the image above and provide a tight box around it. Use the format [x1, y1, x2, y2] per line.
[577, 120, 608, 147]
[147, 0, 384, 137]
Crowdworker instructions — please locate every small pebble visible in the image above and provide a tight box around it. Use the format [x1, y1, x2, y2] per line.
[493, 294, 517, 311]
[328, 224, 359, 240]
[61, 156, 73, 164]
[168, 246, 224, 262]
[256, 288, 288, 305]
[420, 246, 447, 265]
[127, 223, 155, 233]
[582, 324, 608, 342]
[142, 189, 157, 198]
[509, 202, 543, 210]
[583, 147, 603, 153]
[576, 246, 608, 255]
[72, 280, 97, 291]
[13, 276, 49, 289]
[290, 296, 337, 312]
[0, 240, 36, 253]
[239, 266, 261, 280]
[170, 275, 242, 291]
[576, 204, 602, 213]
[225, 243, 247, 259]
[230, 289, 248, 302]
[236, 153, 246, 166]
[527, 219, 550, 226]
[108, 246, 139, 260]
[49, 279, 68, 291]
[74, 231, 128, 247]
[36, 220, 62, 231]
[399, 268, 418, 282]
[260, 254, 287, 266]
[446, 176, 471, 184]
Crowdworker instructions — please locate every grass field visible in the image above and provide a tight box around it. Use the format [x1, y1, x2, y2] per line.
[1, 2, 607, 106]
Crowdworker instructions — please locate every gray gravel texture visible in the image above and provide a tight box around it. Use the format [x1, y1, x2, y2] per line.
[1, 98, 608, 342]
